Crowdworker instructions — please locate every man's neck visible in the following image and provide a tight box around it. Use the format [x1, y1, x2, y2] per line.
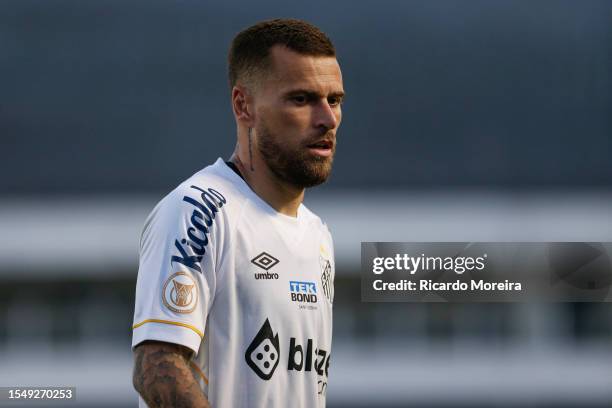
[229, 154, 304, 218]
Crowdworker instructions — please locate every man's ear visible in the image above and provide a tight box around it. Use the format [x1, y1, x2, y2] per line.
[232, 85, 255, 127]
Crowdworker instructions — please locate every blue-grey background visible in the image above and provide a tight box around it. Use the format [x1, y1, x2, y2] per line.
[1, 0, 611, 407]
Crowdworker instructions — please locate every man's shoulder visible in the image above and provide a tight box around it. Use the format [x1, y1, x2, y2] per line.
[147, 159, 248, 226]
[177, 158, 245, 201]
[300, 203, 332, 236]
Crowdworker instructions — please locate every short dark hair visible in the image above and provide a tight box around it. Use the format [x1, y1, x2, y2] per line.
[228, 18, 336, 90]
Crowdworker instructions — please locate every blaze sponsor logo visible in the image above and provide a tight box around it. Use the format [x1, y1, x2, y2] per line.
[287, 338, 330, 377]
[288, 337, 330, 395]
[162, 272, 198, 313]
[251, 252, 280, 280]
[289, 281, 318, 303]
[171, 186, 226, 273]
[245, 318, 331, 392]
[245, 319, 280, 380]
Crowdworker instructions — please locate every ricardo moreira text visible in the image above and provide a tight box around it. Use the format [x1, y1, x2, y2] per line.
[371, 254, 522, 292]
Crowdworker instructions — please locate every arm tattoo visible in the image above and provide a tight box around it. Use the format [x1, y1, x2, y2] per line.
[133, 341, 211, 408]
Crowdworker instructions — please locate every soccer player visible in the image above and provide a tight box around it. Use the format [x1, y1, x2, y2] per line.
[131, 19, 343, 407]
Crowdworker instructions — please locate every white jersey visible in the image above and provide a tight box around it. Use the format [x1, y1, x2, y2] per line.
[132, 158, 335, 408]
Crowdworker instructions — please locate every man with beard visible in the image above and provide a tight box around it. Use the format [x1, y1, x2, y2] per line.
[131, 19, 343, 408]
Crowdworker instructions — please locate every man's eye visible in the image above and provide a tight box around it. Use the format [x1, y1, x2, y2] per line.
[291, 95, 307, 104]
[328, 96, 344, 107]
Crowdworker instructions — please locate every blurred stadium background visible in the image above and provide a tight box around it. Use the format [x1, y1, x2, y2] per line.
[1, 0, 611, 407]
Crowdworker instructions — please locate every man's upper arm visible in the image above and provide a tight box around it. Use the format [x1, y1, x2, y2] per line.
[132, 185, 225, 355]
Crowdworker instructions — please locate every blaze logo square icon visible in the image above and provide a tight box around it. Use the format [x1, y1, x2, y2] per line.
[245, 318, 280, 380]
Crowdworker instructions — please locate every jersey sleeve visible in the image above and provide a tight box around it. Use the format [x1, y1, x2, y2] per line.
[132, 183, 227, 355]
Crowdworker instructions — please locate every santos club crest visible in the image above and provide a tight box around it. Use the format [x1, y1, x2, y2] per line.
[320, 256, 333, 303]
[162, 272, 198, 313]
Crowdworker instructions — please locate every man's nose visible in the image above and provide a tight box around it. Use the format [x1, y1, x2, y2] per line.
[313, 100, 338, 131]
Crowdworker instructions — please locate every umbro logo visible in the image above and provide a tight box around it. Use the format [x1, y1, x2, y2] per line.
[251, 252, 279, 271]
[251, 252, 280, 280]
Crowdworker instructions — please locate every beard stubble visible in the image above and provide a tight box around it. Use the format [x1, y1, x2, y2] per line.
[256, 121, 335, 188]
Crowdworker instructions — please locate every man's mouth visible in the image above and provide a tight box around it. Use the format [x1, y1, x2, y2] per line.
[306, 140, 334, 157]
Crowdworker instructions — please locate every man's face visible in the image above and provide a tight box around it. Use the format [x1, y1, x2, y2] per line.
[252, 45, 344, 188]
